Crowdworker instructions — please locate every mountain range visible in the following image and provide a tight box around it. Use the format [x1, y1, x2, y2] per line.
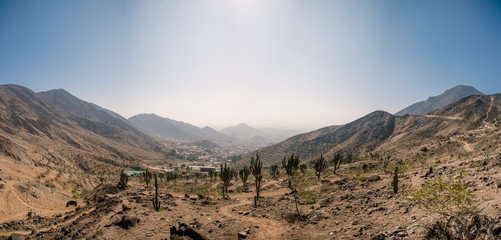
[394, 85, 483, 116]
[219, 123, 301, 143]
[251, 92, 500, 165]
[128, 113, 228, 142]
[0, 84, 164, 175]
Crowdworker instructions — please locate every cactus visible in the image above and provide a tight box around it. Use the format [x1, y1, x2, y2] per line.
[392, 166, 398, 194]
[208, 169, 215, 182]
[152, 174, 160, 211]
[314, 155, 328, 181]
[117, 169, 128, 189]
[331, 151, 343, 174]
[299, 164, 307, 174]
[194, 172, 201, 184]
[239, 167, 250, 191]
[219, 164, 233, 199]
[282, 154, 300, 190]
[250, 153, 263, 207]
[269, 164, 279, 180]
[142, 170, 152, 188]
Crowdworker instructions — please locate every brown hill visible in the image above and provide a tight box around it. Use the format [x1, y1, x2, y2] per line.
[394, 85, 484, 116]
[252, 94, 501, 165]
[0, 84, 166, 206]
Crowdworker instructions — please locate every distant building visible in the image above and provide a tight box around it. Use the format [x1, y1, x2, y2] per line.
[200, 167, 216, 173]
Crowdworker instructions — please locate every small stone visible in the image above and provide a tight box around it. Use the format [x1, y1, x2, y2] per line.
[238, 231, 247, 239]
[239, 211, 243, 214]
[243, 212, 249, 216]
[494, 179, 501, 188]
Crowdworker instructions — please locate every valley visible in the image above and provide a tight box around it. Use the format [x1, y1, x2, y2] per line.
[0, 84, 500, 239]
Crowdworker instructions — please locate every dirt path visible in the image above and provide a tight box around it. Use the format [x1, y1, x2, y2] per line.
[218, 182, 290, 239]
[484, 95, 495, 125]
[449, 136, 474, 152]
[421, 115, 463, 120]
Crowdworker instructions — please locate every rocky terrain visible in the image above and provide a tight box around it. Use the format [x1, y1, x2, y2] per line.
[0, 84, 500, 239]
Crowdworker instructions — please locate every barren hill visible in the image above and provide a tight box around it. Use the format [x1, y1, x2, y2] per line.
[0, 84, 166, 222]
[253, 94, 501, 165]
[129, 113, 228, 142]
[395, 85, 483, 116]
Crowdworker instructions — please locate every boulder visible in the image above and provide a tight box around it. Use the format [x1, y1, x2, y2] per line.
[114, 215, 140, 229]
[170, 223, 206, 240]
[367, 175, 381, 182]
[66, 200, 78, 207]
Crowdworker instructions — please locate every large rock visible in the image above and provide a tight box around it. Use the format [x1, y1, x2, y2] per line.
[170, 223, 206, 240]
[367, 175, 381, 182]
[114, 215, 140, 229]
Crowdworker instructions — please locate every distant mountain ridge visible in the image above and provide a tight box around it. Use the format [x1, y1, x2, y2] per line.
[220, 123, 301, 143]
[128, 113, 228, 142]
[38, 89, 150, 140]
[395, 85, 483, 116]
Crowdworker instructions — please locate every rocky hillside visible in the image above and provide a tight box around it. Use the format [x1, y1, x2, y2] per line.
[129, 113, 228, 142]
[0, 84, 166, 189]
[253, 94, 501, 165]
[395, 85, 483, 116]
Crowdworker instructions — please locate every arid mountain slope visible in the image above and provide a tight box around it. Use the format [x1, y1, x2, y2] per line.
[254, 94, 501, 165]
[129, 113, 228, 142]
[0, 84, 166, 185]
[0, 84, 167, 224]
[38, 89, 156, 146]
[395, 85, 483, 116]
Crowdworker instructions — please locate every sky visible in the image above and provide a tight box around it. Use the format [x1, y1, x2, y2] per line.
[1, 0, 501, 130]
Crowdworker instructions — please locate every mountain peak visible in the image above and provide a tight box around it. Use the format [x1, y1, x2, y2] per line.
[395, 85, 483, 116]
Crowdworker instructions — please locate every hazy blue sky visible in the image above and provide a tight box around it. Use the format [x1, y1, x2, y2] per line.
[1, 0, 501, 130]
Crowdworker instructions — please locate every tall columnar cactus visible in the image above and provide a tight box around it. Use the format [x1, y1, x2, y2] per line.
[117, 169, 129, 189]
[239, 166, 250, 191]
[282, 154, 300, 190]
[208, 169, 215, 182]
[152, 174, 160, 211]
[331, 151, 343, 174]
[219, 164, 233, 199]
[142, 170, 152, 188]
[314, 155, 328, 181]
[269, 164, 279, 180]
[250, 153, 263, 207]
[392, 166, 399, 194]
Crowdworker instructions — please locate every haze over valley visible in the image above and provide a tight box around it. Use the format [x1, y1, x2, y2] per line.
[1, 1, 501, 239]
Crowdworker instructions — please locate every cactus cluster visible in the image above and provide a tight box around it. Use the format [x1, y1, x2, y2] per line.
[283, 154, 300, 190]
[219, 163, 233, 198]
[239, 167, 250, 191]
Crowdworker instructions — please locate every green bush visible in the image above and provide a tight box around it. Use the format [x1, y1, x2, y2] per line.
[404, 175, 477, 218]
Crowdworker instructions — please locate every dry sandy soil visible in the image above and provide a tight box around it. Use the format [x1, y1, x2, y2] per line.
[1, 124, 501, 239]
